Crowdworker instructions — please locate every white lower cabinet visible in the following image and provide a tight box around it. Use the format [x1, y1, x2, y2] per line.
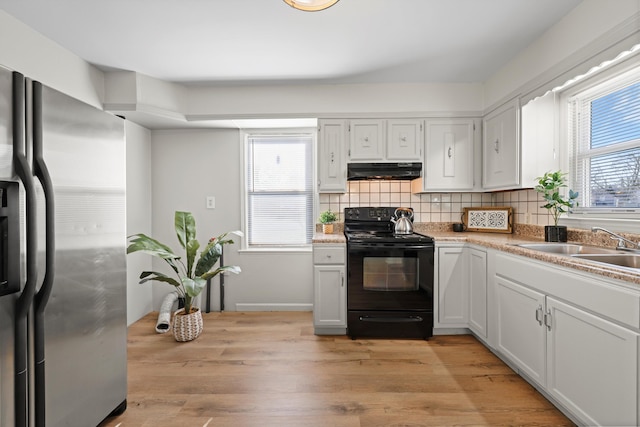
[312, 244, 346, 334]
[437, 245, 487, 337]
[495, 276, 547, 387]
[494, 253, 640, 426]
[437, 245, 469, 327]
[313, 266, 345, 329]
[546, 297, 638, 427]
[468, 247, 487, 339]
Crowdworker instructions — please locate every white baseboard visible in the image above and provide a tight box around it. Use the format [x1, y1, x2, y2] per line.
[314, 327, 347, 335]
[433, 327, 470, 335]
[234, 303, 313, 312]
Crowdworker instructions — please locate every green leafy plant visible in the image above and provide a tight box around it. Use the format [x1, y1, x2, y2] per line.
[318, 209, 338, 224]
[127, 211, 242, 315]
[534, 171, 579, 226]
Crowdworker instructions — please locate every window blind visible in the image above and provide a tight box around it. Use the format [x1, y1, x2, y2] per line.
[246, 134, 314, 246]
[570, 75, 640, 210]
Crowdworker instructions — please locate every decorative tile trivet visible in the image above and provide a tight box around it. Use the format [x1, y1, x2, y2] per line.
[462, 207, 513, 233]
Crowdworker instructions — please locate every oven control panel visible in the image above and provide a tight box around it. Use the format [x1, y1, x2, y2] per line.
[344, 207, 396, 222]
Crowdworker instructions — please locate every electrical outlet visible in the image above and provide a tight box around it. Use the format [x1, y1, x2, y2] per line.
[206, 196, 215, 209]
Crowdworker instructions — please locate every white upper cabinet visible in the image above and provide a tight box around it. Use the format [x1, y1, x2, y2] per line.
[482, 98, 520, 190]
[520, 92, 560, 180]
[349, 119, 422, 162]
[482, 93, 559, 191]
[319, 118, 424, 193]
[386, 119, 423, 160]
[349, 119, 385, 161]
[420, 118, 477, 191]
[317, 119, 347, 193]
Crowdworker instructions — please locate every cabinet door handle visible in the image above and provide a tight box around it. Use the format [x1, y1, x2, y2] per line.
[544, 310, 552, 331]
[341, 273, 344, 287]
[494, 139, 500, 153]
[535, 305, 543, 325]
[447, 147, 452, 158]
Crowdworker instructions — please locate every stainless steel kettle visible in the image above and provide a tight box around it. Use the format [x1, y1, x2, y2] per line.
[391, 207, 414, 235]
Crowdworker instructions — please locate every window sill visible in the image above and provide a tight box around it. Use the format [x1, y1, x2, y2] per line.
[238, 246, 312, 254]
[561, 216, 640, 234]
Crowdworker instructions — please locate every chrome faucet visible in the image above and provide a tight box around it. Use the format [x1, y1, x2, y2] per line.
[591, 227, 640, 252]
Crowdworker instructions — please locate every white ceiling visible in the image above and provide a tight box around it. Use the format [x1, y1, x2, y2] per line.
[0, 0, 583, 86]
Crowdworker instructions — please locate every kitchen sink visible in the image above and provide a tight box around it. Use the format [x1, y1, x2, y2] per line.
[515, 243, 618, 255]
[571, 254, 640, 270]
[514, 243, 640, 270]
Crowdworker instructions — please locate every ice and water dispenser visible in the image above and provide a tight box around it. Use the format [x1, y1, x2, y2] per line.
[0, 181, 19, 296]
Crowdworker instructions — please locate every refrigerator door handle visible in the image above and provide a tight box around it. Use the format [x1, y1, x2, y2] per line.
[32, 80, 55, 427]
[12, 71, 39, 427]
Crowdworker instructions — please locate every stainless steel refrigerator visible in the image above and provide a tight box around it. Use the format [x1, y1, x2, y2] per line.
[0, 66, 127, 427]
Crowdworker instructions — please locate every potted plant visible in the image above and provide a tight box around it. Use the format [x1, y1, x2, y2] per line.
[127, 211, 242, 341]
[319, 209, 338, 234]
[534, 171, 579, 242]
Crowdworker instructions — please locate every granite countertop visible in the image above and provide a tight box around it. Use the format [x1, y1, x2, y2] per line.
[434, 231, 640, 286]
[313, 223, 640, 287]
[312, 232, 346, 244]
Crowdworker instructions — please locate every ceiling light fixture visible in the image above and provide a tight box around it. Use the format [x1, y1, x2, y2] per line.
[283, 0, 340, 12]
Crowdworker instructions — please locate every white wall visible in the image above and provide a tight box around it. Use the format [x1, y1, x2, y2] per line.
[104, 72, 486, 124]
[484, 0, 640, 109]
[125, 121, 153, 324]
[149, 129, 314, 311]
[184, 82, 485, 118]
[103, 1, 640, 122]
[0, 10, 156, 321]
[0, 10, 104, 108]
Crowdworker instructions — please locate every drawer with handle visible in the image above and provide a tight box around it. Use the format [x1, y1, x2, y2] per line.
[313, 246, 345, 264]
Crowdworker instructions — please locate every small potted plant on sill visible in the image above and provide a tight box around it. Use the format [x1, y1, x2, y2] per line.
[319, 209, 338, 234]
[534, 171, 579, 242]
[127, 211, 242, 342]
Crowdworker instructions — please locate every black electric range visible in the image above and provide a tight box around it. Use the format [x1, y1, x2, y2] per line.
[343, 207, 434, 340]
[344, 207, 434, 245]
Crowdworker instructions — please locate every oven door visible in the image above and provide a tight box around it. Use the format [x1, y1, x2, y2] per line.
[347, 242, 434, 312]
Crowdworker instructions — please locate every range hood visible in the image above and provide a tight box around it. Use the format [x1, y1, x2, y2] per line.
[347, 162, 422, 181]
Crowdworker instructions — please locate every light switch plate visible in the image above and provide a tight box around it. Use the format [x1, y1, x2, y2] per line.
[206, 196, 215, 209]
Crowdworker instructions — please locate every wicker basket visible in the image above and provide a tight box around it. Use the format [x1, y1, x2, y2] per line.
[172, 307, 203, 342]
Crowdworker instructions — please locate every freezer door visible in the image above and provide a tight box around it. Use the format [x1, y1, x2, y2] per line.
[0, 65, 16, 427]
[0, 66, 13, 180]
[39, 85, 127, 427]
[0, 293, 16, 427]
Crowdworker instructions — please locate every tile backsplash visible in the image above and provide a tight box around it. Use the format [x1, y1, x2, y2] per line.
[319, 180, 554, 226]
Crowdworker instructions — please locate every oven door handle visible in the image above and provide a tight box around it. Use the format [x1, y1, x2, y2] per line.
[349, 243, 434, 250]
[359, 315, 424, 323]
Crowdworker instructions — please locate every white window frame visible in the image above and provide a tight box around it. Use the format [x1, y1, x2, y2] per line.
[239, 128, 317, 252]
[558, 51, 640, 233]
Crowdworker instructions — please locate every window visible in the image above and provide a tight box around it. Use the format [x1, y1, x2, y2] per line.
[568, 66, 640, 212]
[244, 133, 314, 247]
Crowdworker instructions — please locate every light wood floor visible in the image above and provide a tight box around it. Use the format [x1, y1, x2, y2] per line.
[99, 311, 574, 427]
